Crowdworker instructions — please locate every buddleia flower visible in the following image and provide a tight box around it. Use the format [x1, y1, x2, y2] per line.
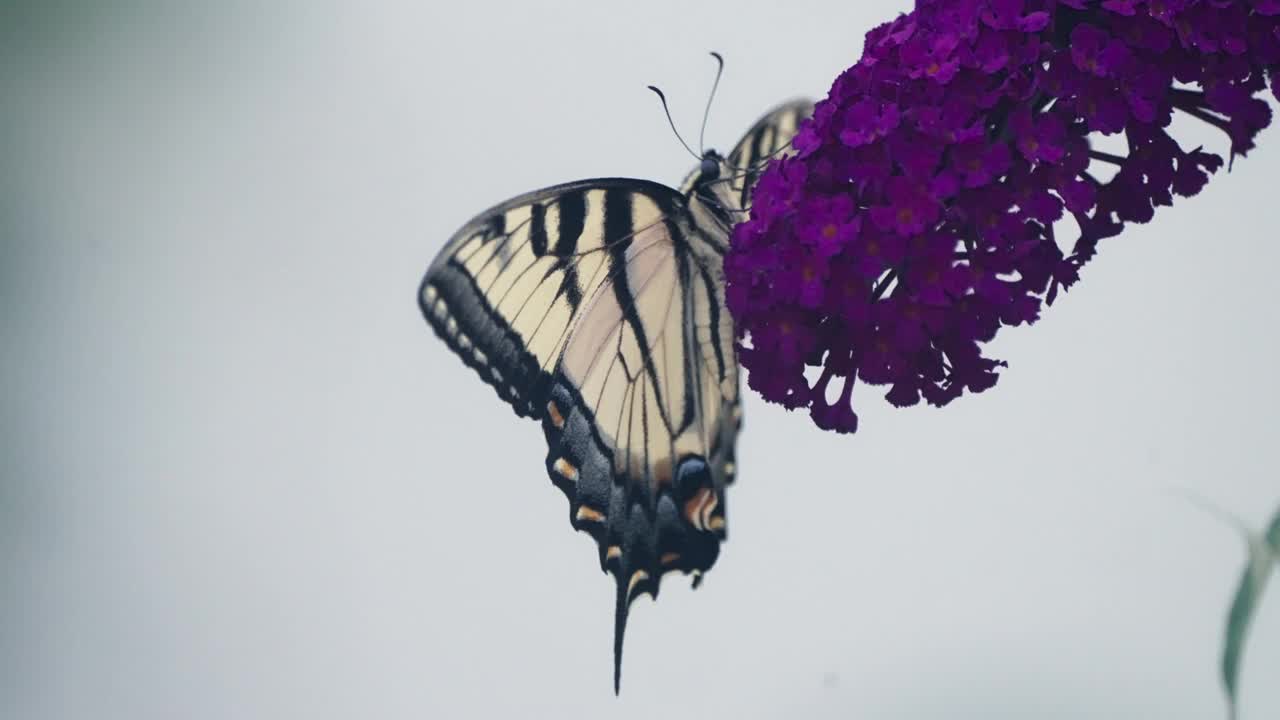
[725, 0, 1279, 434]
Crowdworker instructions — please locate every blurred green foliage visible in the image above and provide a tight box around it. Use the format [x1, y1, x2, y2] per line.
[1222, 504, 1279, 720]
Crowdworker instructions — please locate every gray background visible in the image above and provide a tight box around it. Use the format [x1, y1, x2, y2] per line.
[3, 1, 1278, 718]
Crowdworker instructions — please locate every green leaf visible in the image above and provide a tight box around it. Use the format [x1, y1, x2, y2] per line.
[1221, 508, 1279, 720]
[1169, 490, 1279, 719]
[1266, 506, 1280, 556]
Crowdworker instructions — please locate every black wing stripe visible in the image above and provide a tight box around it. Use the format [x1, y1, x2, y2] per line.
[740, 125, 767, 208]
[605, 189, 692, 434]
[554, 190, 587, 308]
[603, 190, 658, 415]
[726, 99, 814, 210]
[640, 371, 650, 495]
[602, 189, 634, 254]
[672, 247, 698, 434]
[529, 202, 550, 256]
[681, 202, 729, 257]
[533, 243, 615, 375]
[664, 265, 688, 433]
[697, 266, 727, 383]
[566, 236, 669, 392]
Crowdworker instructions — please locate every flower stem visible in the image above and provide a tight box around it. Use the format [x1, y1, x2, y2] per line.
[1175, 104, 1231, 134]
[1169, 87, 1207, 108]
[1089, 150, 1127, 165]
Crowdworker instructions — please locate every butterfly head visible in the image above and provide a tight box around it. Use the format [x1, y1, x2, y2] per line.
[686, 149, 741, 228]
[698, 150, 722, 182]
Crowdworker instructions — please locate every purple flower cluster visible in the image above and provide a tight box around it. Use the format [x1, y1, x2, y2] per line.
[726, 0, 1279, 434]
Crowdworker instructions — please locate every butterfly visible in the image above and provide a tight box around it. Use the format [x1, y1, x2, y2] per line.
[418, 56, 810, 691]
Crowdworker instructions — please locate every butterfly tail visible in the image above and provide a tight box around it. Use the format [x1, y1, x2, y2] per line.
[613, 575, 629, 695]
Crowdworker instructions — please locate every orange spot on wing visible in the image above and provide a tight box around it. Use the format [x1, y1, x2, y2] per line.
[684, 488, 713, 530]
[547, 400, 565, 429]
[627, 570, 649, 595]
[553, 457, 579, 482]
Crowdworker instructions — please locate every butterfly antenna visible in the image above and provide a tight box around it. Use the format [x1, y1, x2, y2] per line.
[647, 85, 700, 162]
[725, 139, 794, 174]
[699, 51, 725, 154]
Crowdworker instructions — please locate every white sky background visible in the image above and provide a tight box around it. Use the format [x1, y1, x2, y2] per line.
[3, 1, 1279, 718]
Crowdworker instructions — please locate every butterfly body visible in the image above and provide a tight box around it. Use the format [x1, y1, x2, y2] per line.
[418, 99, 811, 691]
